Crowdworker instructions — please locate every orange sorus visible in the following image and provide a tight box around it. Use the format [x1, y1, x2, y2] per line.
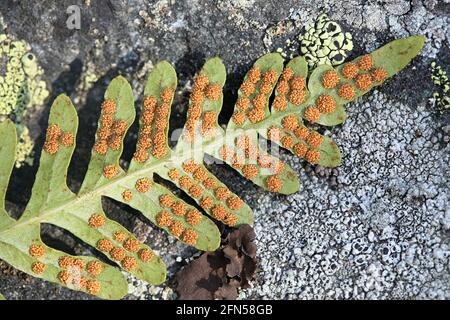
[108, 135, 122, 151]
[202, 177, 218, 189]
[168, 168, 180, 181]
[214, 187, 230, 201]
[240, 81, 255, 97]
[182, 159, 199, 173]
[294, 125, 309, 140]
[200, 197, 214, 210]
[247, 67, 261, 83]
[224, 213, 238, 227]
[112, 120, 128, 135]
[156, 211, 173, 227]
[159, 194, 175, 207]
[86, 261, 103, 276]
[205, 84, 222, 100]
[110, 247, 126, 261]
[236, 97, 251, 111]
[152, 143, 167, 159]
[88, 214, 106, 228]
[289, 89, 306, 105]
[43, 140, 59, 155]
[293, 142, 308, 157]
[58, 256, 75, 269]
[304, 106, 321, 123]
[226, 195, 243, 210]
[29, 244, 45, 258]
[211, 205, 228, 220]
[101, 114, 114, 129]
[202, 111, 217, 126]
[189, 185, 203, 198]
[123, 238, 140, 252]
[282, 67, 294, 81]
[161, 87, 174, 103]
[358, 54, 373, 71]
[181, 229, 198, 246]
[316, 95, 336, 113]
[179, 175, 193, 189]
[305, 149, 321, 164]
[263, 69, 278, 84]
[171, 201, 187, 216]
[138, 248, 154, 262]
[322, 70, 340, 89]
[266, 175, 282, 192]
[103, 164, 119, 179]
[102, 99, 116, 114]
[252, 93, 266, 109]
[276, 80, 289, 95]
[194, 73, 209, 90]
[94, 140, 108, 155]
[86, 280, 101, 295]
[341, 62, 359, 79]
[133, 147, 149, 163]
[31, 261, 46, 274]
[281, 135, 294, 148]
[72, 258, 85, 270]
[191, 89, 205, 105]
[135, 177, 152, 193]
[282, 115, 299, 131]
[98, 126, 111, 141]
[338, 83, 356, 100]
[143, 96, 157, 110]
[186, 209, 203, 226]
[273, 95, 288, 111]
[372, 68, 388, 82]
[290, 76, 306, 90]
[260, 82, 273, 94]
[193, 167, 208, 182]
[97, 239, 113, 252]
[257, 154, 273, 168]
[58, 271, 71, 285]
[46, 124, 62, 140]
[306, 131, 324, 148]
[137, 135, 152, 149]
[113, 231, 126, 242]
[242, 164, 259, 179]
[355, 73, 373, 91]
[248, 108, 265, 123]
[232, 111, 246, 125]
[141, 109, 155, 125]
[169, 220, 185, 237]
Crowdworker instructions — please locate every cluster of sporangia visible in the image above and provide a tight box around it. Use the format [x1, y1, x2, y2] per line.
[134, 88, 173, 162]
[43, 124, 75, 154]
[304, 54, 387, 123]
[28, 213, 154, 295]
[184, 74, 222, 140]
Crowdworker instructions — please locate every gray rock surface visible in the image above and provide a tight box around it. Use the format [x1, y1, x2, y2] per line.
[0, 0, 449, 299]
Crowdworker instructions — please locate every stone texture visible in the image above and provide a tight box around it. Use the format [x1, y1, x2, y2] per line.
[0, 0, 449, 300]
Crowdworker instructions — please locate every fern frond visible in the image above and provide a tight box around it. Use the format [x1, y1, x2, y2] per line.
[0, 36, 423, 299]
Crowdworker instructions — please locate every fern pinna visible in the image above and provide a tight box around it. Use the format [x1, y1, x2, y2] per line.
[0, 36, 423, 299]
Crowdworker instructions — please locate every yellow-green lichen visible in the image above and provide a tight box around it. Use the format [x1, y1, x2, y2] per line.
[299, 13, 353, 68]
[431, 61, 449, 113]
[0, 33, 49, 167]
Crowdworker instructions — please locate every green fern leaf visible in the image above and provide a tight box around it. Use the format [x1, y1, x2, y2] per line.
[0, 35, 423, 299]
